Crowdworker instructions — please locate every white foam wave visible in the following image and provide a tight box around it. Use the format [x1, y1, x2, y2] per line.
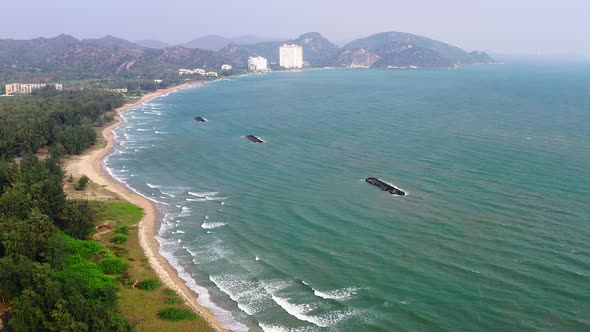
[186, 198, 208, 202]
[146, 183, 161, 188]
[313, 287, 359, 301]
[188, 191, 220, 197]
[258, 323, 316, 332]
[156, 239, 249, 331]
[178, 206, 192, 218]
[201, 222, 227, 229]
[136, 128, 151, 131]
[271, 295, 323, 326]
[210, 274, 272, 316]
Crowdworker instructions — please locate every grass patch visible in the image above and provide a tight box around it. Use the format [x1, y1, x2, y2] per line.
[91, 201, 143, 227]
[92, 200, 213, 331]
[157, 307, 197, 322]
[115, 225, 128, 234]
[166, 298, 184, 305]
[138, 279, 161, 291]
[110, 234, 128, 244]
[163, 289, 177, 297]
[99, 257, 129, 275]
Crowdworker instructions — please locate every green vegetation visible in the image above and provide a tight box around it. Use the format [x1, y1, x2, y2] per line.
[92, 200, 213, 331]
[110, 234, 129, 244]
[76, 175, 90, 190]
[115, 225, 129, 234]
[0, 156, 132, 331]
[137, 279, 161, 291]
[0, 88, 124, 159]
[157, 308, 198, 322]
[63, 199, 95, 239]
[99, 257, 130, 275]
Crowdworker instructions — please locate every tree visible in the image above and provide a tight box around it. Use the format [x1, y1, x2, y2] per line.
[63, 200, 95, 240]
[76, 175, 89, 191]
[1, 209, 55, 260]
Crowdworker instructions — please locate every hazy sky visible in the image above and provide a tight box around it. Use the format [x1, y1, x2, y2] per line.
[1, 0, 589, 56]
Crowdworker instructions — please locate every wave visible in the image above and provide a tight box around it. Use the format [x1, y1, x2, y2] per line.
[156, 239, 249, 331]
[136, 128, 151, 132]
[187, 196, 226, 202]
[188, 191, 220, 197]
[178, 206, 191, 218]
[258, 323, 316, 332]
[201, 222, 227, 229]
[271, 295, 324, 327]
[186, 198, 208, 202]
[313, 287, 359, 301]
[210, 274, 271, 316]
[146, 183, 161, 189]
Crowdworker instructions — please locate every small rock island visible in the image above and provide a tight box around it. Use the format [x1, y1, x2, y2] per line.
[194, 116, 206, 122]
[366, 177, 405, 196]
[245, 135, 264, 143]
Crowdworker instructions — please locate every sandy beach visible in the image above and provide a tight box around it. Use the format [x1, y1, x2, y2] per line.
[64, 83, 228, 332]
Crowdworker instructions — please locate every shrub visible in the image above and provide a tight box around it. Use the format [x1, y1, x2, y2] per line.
[115, 225, 128, 235]
[99, 257, 129, 275]
[110, 234, 128, 244]
[75, 175, 90, 190]
[123, 277, 135, 287]
[137, 279, 161, 291]
[162, 289, 177, 297]
[157, 308, 197, 321]
[166, 298, 183, 305]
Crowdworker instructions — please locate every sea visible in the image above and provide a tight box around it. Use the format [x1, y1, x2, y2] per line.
[104, 62, 590, 331]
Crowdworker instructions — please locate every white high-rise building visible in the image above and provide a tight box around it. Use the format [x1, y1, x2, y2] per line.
[248, 56, 269, 72]
[279, 44, 303, 69]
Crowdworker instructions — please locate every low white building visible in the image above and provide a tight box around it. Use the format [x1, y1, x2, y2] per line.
[248, 56, 269, 72]
[221, 64, 232, 71]
[205, 71, 219, 77]
[179, 68, 206, 76]
[279, 44, 303, 69]
[5, 83, 63, 95]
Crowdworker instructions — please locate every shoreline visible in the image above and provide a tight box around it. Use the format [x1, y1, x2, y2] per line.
[64, 82, 228, 332]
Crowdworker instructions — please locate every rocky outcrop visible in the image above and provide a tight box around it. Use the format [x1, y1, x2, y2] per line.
[366, 177, 405, 195]
[194, 116, 206, 122]
[336, 48, 380, 68]
[245, 135, 264, 143]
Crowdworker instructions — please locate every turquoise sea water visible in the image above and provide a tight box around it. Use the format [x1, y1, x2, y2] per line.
[105, 63, 590, 331]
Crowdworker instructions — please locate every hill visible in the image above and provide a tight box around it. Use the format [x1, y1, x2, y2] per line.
[135, 39, 170, 49]
[340, 31, 497, 68]
[0, 35, 234, 82]
[220, 32, 339, 67]
[183, 35, 283, 51]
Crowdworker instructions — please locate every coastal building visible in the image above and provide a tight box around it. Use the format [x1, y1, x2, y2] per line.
[106, 88, 128, 94]
[221, 64, 232, 71]
[5, 83, 63, 95]
[248, 56, 269, 72]
[279, 44, 303, 69]
[205, 71, 219, 77]
[179, 68, 206, 76]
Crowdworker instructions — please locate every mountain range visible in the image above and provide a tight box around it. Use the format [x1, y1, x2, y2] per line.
[0, 31, 497, 81]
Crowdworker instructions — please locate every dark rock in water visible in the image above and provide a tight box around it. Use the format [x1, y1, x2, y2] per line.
[245, 135, 264, 143]
[365, 177, 405, 195]
[194, 116, 206, 122]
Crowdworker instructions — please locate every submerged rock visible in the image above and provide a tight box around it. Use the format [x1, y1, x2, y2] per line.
[194, 116, 206, 122]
